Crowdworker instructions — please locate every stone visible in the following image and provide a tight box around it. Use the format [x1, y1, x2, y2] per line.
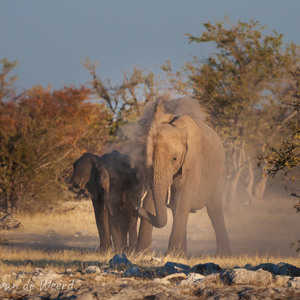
[276, 262, 300, 277]
[163, 272, 187, 281]
[153, 278, 171, 285]
[197, 273, 221, 287]
[179, 272, 205, 286]
[289, 277, 300, 288]
[84, 266, 101, 274]
[33, 268, 46, 275]
[250, 262, 300, 277]
[251, 263, 279, 274]
[221, 268, 273, 286]
[123, 266, 143, 277]
[274, 275, 291, 287]
[109, 253, 132, 270]
[191, 262, 222, 275]
[243, 263, 253, 270]
[16, 272, 27, 280]
[162, 262, 191, 275]
[64, 268, 73, 275]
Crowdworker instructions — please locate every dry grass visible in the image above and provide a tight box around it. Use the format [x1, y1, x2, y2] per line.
[1, 244, 299, 276]
[1, 199, 300, 276]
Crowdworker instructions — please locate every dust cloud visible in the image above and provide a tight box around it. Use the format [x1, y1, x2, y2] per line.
[150, 191, 300, 257]
[107, 97, 300, 256]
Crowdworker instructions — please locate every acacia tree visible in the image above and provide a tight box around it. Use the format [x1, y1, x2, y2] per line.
[163, 18, 299, 207]
[262, 68, 300, 210]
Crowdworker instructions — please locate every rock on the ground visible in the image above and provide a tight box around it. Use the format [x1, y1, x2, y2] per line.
[1, 258, 300, 299]
[249, 262, 300, 277]
[84, 266, 101, 274]
[123, 266, 143, 277]
[109, 253, 132, 270]
[220, 268, 273, 286]
[179, 272, 205, 286]
[191, 262, 222, 275]
[162, 262, 191, 275]
[289, 277, 300, 288]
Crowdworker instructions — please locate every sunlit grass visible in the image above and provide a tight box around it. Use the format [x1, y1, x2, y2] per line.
[1, 244, 299, 276]
[1, 199, 300, 276]
[18, 201, 98, 236]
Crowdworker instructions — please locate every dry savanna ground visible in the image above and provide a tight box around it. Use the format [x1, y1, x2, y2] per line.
[1, 195, 299, 276]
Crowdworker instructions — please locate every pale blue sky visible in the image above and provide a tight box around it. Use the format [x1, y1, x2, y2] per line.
[1, 0, 300, 90]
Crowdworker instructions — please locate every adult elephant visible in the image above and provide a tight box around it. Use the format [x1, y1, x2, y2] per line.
[71, 150, 140, 251]
[136, 98, 231, 255]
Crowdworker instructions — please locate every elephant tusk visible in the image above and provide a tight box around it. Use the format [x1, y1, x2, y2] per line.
[166, 185, 171, 206]
[141, 187, 149, 204]
[105, 203, 114, 216]
[135, 187, 149, 210]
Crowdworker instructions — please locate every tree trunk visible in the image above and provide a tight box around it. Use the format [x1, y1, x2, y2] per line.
[226, 167, 243, 211]
[246, 161, 255, 204]
[254, 176, 268, 202]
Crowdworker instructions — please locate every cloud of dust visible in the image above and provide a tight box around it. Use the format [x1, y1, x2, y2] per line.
[107, 96, 300, 256]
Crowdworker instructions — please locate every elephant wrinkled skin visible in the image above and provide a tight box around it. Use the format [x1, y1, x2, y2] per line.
[136, 97, 231, 255]
[72, 150, 139, 251]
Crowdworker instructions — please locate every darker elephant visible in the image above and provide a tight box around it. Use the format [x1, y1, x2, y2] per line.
[71, 150, 140, 251]
[135, 97, 231, 255]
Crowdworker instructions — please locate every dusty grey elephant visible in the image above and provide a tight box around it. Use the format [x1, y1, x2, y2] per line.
[135, 97, 231, 255]
[71, 150, 139, 251]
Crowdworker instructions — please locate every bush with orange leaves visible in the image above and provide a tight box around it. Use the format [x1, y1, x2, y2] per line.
[0, 80, 111, 212]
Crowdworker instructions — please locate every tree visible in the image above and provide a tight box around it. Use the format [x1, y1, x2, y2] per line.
[261, 68, 300, 252]
[0, 58, 161, 212]
[163, 18, 299, 207]
[261, 68, 300, 211]
[0, 58, 18, 103]
[83, 58, 159, 136]
[0, 82, 111, 211]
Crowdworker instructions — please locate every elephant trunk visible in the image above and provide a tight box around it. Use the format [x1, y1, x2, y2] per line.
[138, 170, 169, 228]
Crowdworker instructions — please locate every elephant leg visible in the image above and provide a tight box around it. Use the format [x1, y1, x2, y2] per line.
[206, 192, 231, 255]
[92, 199, 111, 251]
[128, 213, 138, 249]
[136, 190, 154, 252]
[168, 205, 190, 255]
[110, 215, 127, 252]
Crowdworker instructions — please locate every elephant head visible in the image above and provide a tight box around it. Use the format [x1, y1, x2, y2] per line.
[72, 153, 104, 200]
[138, 100, 196, 228]
[72, 151, 138, 215]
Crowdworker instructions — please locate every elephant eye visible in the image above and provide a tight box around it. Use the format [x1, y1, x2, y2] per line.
[172, 157, 177, 162]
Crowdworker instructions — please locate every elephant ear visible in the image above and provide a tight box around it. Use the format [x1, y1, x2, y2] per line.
[97, 166, 109, 195]
[146, 99, 176, 168]
[171, 115, 200, 178]
[72, 153, 99, 200]
[97, 165, 118, 216]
